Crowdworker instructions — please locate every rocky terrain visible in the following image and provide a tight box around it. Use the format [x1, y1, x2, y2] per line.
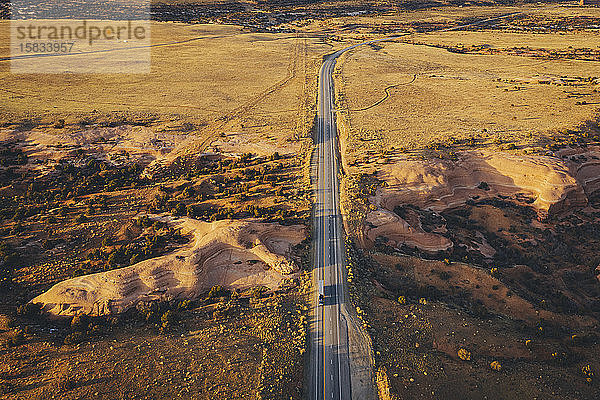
[343, 140, 600, 398]
[33, 216, 305, 316]
[361, 147, 598, 252]
[333, 5, 600, 399]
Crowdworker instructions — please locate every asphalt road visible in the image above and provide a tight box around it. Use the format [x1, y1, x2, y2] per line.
[309, 12, 521, 400]
[310, 40, 416, 400]
[310, 51, 352, 400]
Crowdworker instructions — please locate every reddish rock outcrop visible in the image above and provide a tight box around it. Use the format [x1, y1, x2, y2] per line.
[361, 150, 596, 253]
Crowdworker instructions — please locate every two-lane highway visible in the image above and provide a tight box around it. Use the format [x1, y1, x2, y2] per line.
[309, 13, 521, 400]
[311, 52, 352, 400]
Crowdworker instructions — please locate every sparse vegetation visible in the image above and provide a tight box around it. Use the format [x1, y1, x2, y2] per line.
[0, 12, 322, 398]
[457, 348, 471, 361]
[1, 2, 600, 399]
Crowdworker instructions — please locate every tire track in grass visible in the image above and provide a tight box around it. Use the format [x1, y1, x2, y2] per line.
[349, 74, 417, 112]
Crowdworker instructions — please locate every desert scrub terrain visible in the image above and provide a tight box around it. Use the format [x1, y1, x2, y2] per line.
[335, 5, 600, 400]
[334, 6, 600, 163]
[0, 19, 324, 398]
[0, 145, 312, 291]
[346, 237, 600, 400]
[0, 287, 310, 399]
[0, 138, 314, 396]
[0, 19, 323, 298]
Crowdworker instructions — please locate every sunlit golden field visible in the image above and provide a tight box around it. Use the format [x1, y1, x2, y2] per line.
[0, 22, 334, 156]
[335, 7, 600, 162]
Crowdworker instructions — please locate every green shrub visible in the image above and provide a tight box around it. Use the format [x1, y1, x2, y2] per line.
[0, 314, 14, 330]
[458, 347, 471, 361]
[172, 202, 186, 216]
[64, 331, 85, 345]
[177, 300, 192, 310]
[0, 381, 14, 395]
[477, 181, 490, 191]
[582, 364, 594, 382]
[182, 187, 195, 197]
[160, 310, 177, 332]
[55, 373, 76, 391]
[7, 328, 25, 347]
[251, 286, 269, 299]
[16, 302, 42, 317]
[208, 285, 230, 299]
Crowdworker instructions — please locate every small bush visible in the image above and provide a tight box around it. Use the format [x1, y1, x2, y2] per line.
[55, 374, 76, 391]
[208, 285, 230, 299]
[458, 348, 471, 361]
[250, 286, 268, 299]
[71, 314, 89, 331]
[477, 181, 490, 191]
[177, 300, 192, 310]
[582, 364, 594, 382]
[182, 187, 195, 198]
[54, 119, 65, 129]
[7, 328, 25, 347]
[490, 360, 502, 371]
[160, 310, 176, 332]
[0, 314, 14, 330]
[16, 302, 42, 317]
[64, 331, 85, 345]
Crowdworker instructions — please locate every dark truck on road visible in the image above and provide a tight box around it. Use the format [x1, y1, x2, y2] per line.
[318, 280, 324, 306]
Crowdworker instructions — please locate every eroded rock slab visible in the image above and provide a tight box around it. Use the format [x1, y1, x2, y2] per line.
[361, 150, 595, 252]
[373, 150, 585, 216]
[366, 208, 453, 252]
[33, 216, 305, 316]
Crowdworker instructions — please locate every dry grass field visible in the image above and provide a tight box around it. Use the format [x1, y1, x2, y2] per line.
[0, 21, 334, 157]
[334, 6, 600, 163]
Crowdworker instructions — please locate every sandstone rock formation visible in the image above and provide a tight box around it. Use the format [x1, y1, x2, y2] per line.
[559, 146, 600, 202]
[373, 150, 585, 216]
[362, 150, 596, 252]
[32, 216, 305, 316]
[365, 208, 452, 252]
